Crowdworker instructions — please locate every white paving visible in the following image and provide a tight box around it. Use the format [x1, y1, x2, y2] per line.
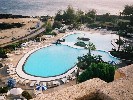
[16, 34, 78, 82]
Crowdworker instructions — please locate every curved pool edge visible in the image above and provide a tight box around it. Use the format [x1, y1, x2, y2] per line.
[16, 31, 120, 81]
[16, 42, 78, 82]
[96, 50, 121, 63]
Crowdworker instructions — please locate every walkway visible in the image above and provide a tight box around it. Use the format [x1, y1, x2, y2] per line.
[0, 28, 45, 47]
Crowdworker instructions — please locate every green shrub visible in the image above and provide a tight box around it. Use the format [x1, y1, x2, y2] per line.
[58, 29, 66, 33]
[77, 37, 90, 41]
[74, 41, 86, 47]
[0, 48, 7, 58]
[0, 23, 24, 30]
[52, 21, 62, 29]
[77, 54, 103, 70]
[44, 31, 57, 36]
[78, 62, 116, 83]
[4, 42, 21, 50]
[0, 86, 9, 93]
[22, 91, 32, 100]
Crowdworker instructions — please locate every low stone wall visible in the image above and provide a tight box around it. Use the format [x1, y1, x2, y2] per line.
[33, 64, 133, 100]
[34, 78, 106, 100]
[98, 78, 133, 100]
[97, 64, 133, 100]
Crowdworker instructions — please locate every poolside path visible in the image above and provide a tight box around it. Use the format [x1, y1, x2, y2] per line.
[0, 27, 45, 47]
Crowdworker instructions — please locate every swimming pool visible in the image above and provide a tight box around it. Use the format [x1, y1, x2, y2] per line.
[22, 32, 120, 78]
[63, 32, 118, 51]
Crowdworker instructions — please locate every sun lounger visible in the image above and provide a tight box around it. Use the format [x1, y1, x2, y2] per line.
[7, 67, 16, 71]
[19, 78, 25, 84]
[53, 81, 60, 86]
[7, 70, 16, 75]
[8, 63, 15, 68]
[61, 78, 67, 83]
[66, 80, 69, 83]
[7, 67, 16, 74]
[71, 76, 76, 80]
[79, 72, 83, 75]
[0, 94, 6, 100]
[36, 80, 40, 85]
[23, 80, 29, 85]
[15, 51, 21, 55]
[47, 82, 52, 88]
[30, 81, 36, 87]
[42, 82, 47, 86]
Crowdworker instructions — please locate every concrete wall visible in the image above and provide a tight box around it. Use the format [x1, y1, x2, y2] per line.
[34, 64, 133, 100]
[34, 78, 106, 100]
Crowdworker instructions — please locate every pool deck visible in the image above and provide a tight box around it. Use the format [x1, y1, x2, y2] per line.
[15, 32, 79, 82]
[8, 29, 118, 82]
[16, 44, 78, 81]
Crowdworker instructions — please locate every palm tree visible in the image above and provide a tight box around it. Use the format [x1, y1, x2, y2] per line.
[111, 31, 125, 52]
[85, 42, 96, 54]
[76, 42, 96, 84]
[116, 31, 125, 52]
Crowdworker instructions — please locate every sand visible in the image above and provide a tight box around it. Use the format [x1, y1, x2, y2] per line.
[0, 18, 43, 45]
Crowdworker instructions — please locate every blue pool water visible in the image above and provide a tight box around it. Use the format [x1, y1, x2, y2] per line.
[24, 45, 88, 77]
[23, 32, 120, 77]
[64, 32, 118, 51]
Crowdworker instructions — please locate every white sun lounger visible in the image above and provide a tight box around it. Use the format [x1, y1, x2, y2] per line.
[7, 67, 16, 71]
[47, 82, 52, 88]
[0, 95, 6, 100]
[42, 82, 47, 86]
[61, 78, 67, 83]
[19, 78, 25, 84]
[15, 51, 21, 55]
[71, 76, 76, 80]
[7, 70, 16, 75]
[7, 68, 16, 73]
[53, 81, 60, 86]
[36, 80, 40, 85]
[30, 81, 36, 87]
[8, 63, 15, 68]
[23, 80, 29, 85]
[79, 72, 83, 75]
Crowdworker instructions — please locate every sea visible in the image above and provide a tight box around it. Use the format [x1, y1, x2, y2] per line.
[0, 0, 133, 16]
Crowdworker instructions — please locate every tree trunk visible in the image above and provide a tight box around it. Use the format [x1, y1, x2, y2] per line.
[88, 48, 91, 55]
[117, 35, 121, 52]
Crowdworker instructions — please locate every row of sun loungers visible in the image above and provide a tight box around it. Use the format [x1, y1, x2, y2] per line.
[8, 73, 76, 88]
[28, 75, 76, 88]
[6, 63, 77, 90]
[6, 63, 16, 75]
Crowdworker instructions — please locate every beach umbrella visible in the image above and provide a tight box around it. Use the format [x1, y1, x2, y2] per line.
[7, 88, 23, 95]
[109, 61, 116, 65]
[36, 85, 47, 91]
[7, 78, 16, 88]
